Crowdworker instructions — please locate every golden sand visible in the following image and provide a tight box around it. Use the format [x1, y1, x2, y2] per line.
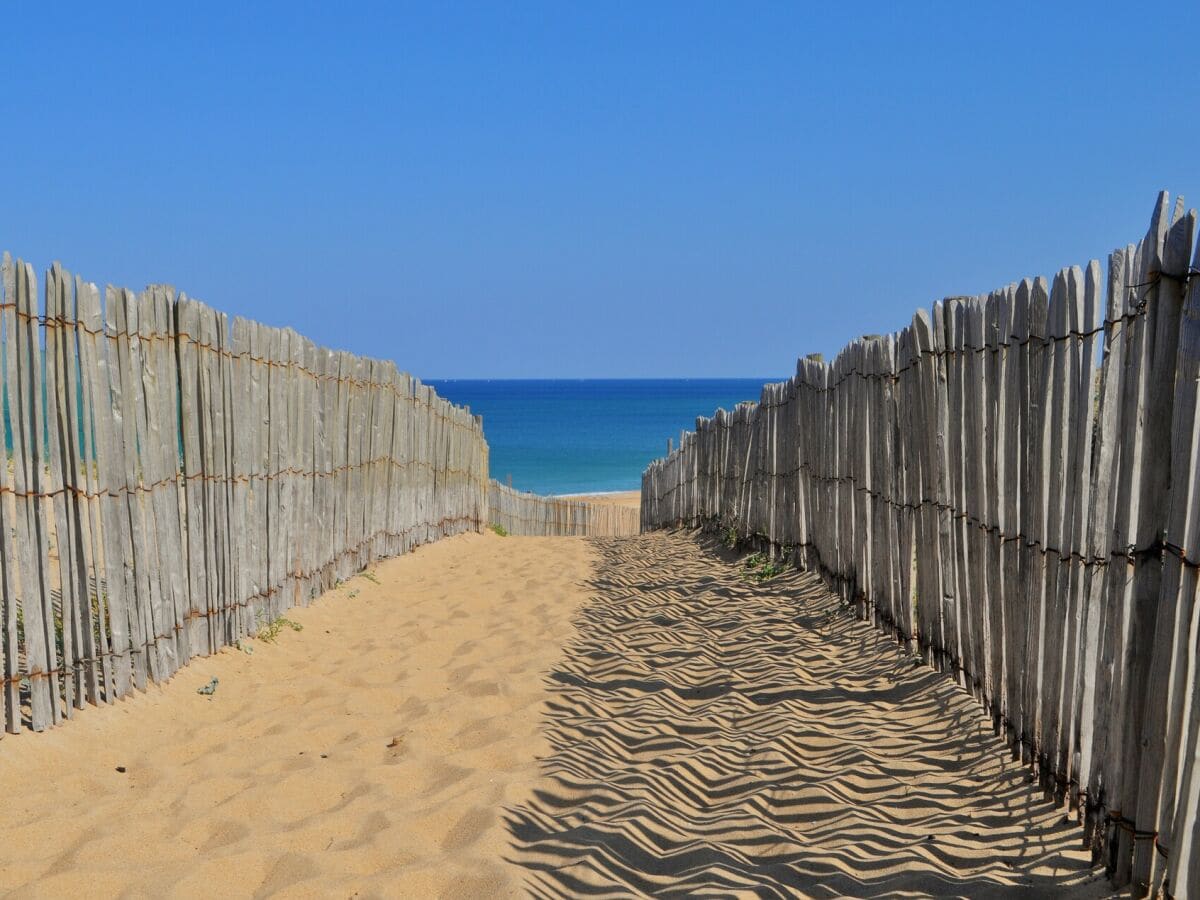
[0, 532, 591, 898]
[0, 529, 1111, 898]
[557, 490, 640, 510]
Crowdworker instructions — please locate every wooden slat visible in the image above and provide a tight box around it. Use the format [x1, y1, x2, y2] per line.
[983, 290, 1004, 727]
[78, 279, 129, 699]
[13, 261, 58, 729]
[997, 284, 1020, 746]
[176, 299, 208, 655]
[71, 278, 111, 703]
[946, 298, 972, 689]
[1056, 264, 1101, 812]
[1021, 277, 1050, 767]
[1, 255, 21, 732]
[1102, 201, 1168, 883]
[44, 264, 80, 715]
[122, 288, 161, 682]
[1129, 205, 1197, 893]
[1160, 219, 1200, 900]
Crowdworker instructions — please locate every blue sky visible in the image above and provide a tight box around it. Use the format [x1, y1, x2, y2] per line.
[2, 2, 1196, 378]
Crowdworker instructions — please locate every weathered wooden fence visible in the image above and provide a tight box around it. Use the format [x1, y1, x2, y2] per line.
[0, 254, 490, 736]
[0, 253, 642, 742]
[489, 480, 639, 536]
[641, 193, 1200, 898]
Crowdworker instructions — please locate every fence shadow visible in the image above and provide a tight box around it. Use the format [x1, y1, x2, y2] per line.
[504, 530, 1113, 899]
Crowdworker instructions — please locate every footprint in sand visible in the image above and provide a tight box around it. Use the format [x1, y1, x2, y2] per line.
[463, 680, 500, 698]
[422, 762, 471, 796]
[452, 720, 505, 750]
[447, 662, 480, 681]
[439, 806, 493, 852]
[336, 810, 391, 851]
[201, 819, 250, 852]
[255, 851, 320, 896]
[397, 696, 429, 719]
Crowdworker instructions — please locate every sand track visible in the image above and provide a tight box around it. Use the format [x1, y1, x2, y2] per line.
[0, 532, 593, 899]
[507, 531, 1113, 898]
[0, 529, 1114, 898]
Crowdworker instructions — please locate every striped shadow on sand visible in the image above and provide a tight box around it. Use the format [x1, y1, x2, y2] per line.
[506, 530, 1113, 899]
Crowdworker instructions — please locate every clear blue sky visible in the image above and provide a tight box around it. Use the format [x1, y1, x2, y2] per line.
[2, 2, 1196, 378]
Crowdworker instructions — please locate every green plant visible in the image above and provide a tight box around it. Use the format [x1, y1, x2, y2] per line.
[361, 571, 380, 585]
[256, 613, 303, 643]
[759, 559, 784, 580]
[741, 552, 785, 582]
[723, 522, 739, 550]
[489, 523, 509, 537]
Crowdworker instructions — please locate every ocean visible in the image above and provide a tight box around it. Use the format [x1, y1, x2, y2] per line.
[427, 378, 776, 496]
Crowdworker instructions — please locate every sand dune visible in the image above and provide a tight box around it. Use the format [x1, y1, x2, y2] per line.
[0, 529, 1114, 898]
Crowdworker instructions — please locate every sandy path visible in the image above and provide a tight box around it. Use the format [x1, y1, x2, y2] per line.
[507, 531, 1113, 898]
[0, 532, 594, 899]
[1, 528, 1116, 898]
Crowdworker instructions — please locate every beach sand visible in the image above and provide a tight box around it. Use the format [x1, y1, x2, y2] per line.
[558, 490, 640, 510]
[0, 532, 594, 899]
[0, 529, 1109, 898]
[510, 532, 1111, 896]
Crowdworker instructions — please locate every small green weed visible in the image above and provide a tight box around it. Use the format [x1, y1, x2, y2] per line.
[723, 523, 739, 550]
[257, 614, 303, 643]
[489, 523, 509, 537]
[742, 552, 786, 582]
[361, 571, 381, 585]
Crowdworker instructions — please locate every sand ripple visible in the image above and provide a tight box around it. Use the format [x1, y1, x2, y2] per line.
[507, 531, 1114, 899]
[0, 529, 1119, 898]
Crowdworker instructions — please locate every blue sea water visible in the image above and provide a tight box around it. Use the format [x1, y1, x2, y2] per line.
[427, 378, 776, 496]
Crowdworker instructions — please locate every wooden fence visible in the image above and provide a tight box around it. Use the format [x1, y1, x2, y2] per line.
[0, 252, 642, 743]
[489, 480, 640, 536]
[0, 254, 490, 736]
[641, 193, 1200, 898]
